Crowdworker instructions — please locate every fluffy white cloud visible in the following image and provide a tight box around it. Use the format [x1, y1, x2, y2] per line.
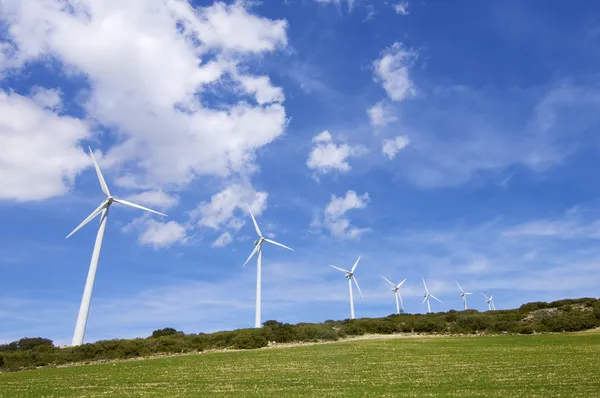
[30, 87, 62, 111]
[193, 182, 267, 231]
[373, 42, 416, 102]
[394, 2, 410, 15]
[0, 0, 289, 191]
[367, 101, 398, 127]
[125, 190, 179, 211]
[138, 219, 187, 249]
[212, 231, 233, 248]
[319, 190, 370, 239]
[382, 135, 410, 159]
[307, 130, 364, 174]
[0, 91, 90, 201]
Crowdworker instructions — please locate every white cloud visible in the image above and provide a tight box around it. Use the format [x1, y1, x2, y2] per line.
[394, 2, 410, 16]
[307, 130, 364, 174]
[125, 190, 179, 211]
[212, 231, 233, 248]
[502, 210, 600, 240]
[367, 101, 397, 127]
[192, 181, 267, 231]
[382, 135, 410, 159]
[0, 91, 90, 201]
[373, 42, 416, 102]
[0, 0, 289, 190]
[313, 0, 356, 12]
[319, 190, 370, 239]
[399, 83, 600, 188]
[138, 219, 187, 249]
[30, 86, 62, 111]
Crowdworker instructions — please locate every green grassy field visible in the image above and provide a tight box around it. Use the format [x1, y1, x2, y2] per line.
[1, 333, 599, 397]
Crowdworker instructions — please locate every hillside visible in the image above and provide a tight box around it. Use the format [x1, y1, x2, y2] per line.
[1, 297, 599, 372]
[2, 334, 600, 397]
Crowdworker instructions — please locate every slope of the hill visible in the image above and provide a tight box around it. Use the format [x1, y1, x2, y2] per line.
[2, 334, 600, 397]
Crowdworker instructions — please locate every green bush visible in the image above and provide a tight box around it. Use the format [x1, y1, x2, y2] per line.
[231, 329, 268, 349]
[151, 328, 182, 338]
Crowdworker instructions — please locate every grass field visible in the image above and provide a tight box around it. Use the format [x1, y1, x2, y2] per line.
[1, 333, 599, 397]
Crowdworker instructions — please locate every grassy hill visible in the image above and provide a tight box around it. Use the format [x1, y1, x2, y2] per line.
[1, 333, 600, 397]
[1, 297, 599, 373]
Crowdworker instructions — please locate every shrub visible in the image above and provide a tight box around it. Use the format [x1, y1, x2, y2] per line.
[151, 328, 182, 338]
[231, 329, 268, 349]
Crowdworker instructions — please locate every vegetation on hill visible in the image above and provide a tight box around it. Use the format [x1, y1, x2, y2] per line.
[1, 297, 599, 372]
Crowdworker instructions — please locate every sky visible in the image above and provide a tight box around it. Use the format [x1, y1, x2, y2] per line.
[1, 0, 600, 346]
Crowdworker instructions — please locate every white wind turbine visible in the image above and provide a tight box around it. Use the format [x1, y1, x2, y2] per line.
[421, 277, 442, 313]
[67, 147, 166, 346]
[243, 206, 293, 328]
[329, 256, 363, 319]
[382, 276, 407, 314]
[482, 293, 496, 311]
[456, 282, 472, 310]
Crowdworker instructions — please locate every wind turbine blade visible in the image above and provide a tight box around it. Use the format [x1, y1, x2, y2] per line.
[263, 238, 294, 252]
[481, 292, 489, 300]
[352, 276, 364, 300]
[430, 294, 443, 303]
[397, 278, 407, 287]
[112, 198, 166, 217]
[381, 275, 396, 288]
[66, 200, 109, 239]
[329, 265, 350, 274]
[421, 296, 428, 304]
[489, 295, 494, 300]
[421, 277, 429, 294]
[456, 281, 464, 293]
[243, 244, 260, 267]
[88, 147, 110, 197]
[351, 255, 361, 273]
[465, 292, 473, 295]
[247, 206, 262, 237]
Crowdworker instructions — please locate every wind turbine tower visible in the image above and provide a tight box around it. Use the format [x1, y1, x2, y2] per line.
[329, 256, 363, 319]
[243, 207, 293, 328]
[382, 276, 407, 314]
[67, 147, 166, 346]
[482, 293, 496, 311]
[421, 277, 442, 313]
[456, 282, 472, 310]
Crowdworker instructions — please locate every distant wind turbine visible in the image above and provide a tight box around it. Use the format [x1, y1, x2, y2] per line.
[329, 256, 363, 319]
[382, 276, 407, 314]
[243, 206, 293, 328]
[482, 293, 496, 311]
[421, 277, 442, 313]
[67, 147, 166, 346]
[456, 282, 472, 310]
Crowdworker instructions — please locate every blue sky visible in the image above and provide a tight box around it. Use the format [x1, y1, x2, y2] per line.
[2, 0, 600, 345]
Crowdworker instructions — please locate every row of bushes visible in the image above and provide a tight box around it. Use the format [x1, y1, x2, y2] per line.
[1, 297, 599, 372]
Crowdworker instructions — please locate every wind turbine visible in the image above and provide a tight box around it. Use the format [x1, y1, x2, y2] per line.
[329, 256, 363, 319]
[243, 206, 293, 328]
[421, 277, 442, 313]
[67, 147, 166, 346]
[382, 276, 407, 314]
[482, 293, 496, 311]
[456, 282, 472, 310]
